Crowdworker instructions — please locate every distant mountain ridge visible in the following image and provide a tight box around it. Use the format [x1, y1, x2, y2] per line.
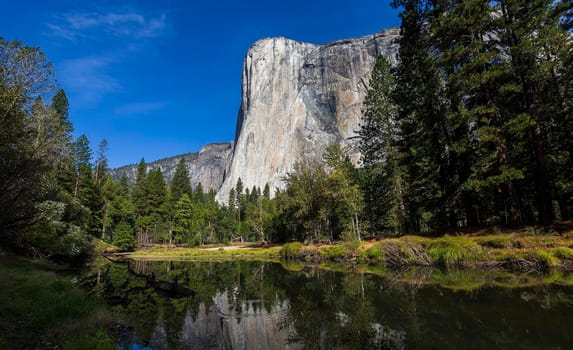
[111, 142, 233, 191]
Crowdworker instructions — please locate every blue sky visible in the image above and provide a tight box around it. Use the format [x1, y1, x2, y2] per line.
[1, 0, 400, 168]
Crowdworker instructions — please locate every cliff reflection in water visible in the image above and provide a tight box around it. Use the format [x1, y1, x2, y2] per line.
[86, 259, 573, 350]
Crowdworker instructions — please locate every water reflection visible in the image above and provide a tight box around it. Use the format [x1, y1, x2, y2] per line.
[84, 259, 573, 349]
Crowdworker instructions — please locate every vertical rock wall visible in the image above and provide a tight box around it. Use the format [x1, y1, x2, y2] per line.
[216, 28, 399, 203]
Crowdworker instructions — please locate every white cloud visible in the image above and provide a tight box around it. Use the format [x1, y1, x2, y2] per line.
[46, 7, 169, 109]
[115, 101, 167, 115]
[49, 11, 167, 40]
[58, 56, 121, 108]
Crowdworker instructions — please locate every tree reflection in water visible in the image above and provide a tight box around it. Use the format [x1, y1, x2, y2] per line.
[84, 259, 573, 350]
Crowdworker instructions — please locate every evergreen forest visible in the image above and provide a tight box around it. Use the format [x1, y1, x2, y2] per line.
[1, 0, 572, 258]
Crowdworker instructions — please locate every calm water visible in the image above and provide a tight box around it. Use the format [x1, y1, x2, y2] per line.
[84, 259, 573, 349]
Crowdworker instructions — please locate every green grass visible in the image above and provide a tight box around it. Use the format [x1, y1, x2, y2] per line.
[126, 229, 573, 272]
[427, 235, 485, 267]
[535, 250, 561, 268]
[280, 242, 303, 259]
[551, 247, 573, 259]
[358, 246, 384, 262]
[0, 255, 115, 349]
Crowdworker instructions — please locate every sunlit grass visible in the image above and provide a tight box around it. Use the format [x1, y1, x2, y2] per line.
[124, 231, 573, 273]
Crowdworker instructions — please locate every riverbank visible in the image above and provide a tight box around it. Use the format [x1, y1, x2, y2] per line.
[0, 253, 116, 349]
[127, 226, 573, 273]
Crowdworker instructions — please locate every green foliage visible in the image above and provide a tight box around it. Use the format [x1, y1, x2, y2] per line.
[276, 146, 363, 244]
[427, 235, 485, 267]
[387, 0, 573, 229]
[112, 220, 134, 251]
[173, 194, 193, 244]
[526, 226, 558, 236]
[551, 247, 573, 260]
[340, 231, 360, 256]
[62, 330, 115, 350]
[536, 250, 560, 268]
[280, 242, 303, 260]
[0, 256, 115, 348]
[475, 235, 514, 249]
[359, 246, 384, 263]
[170, 158, 192, 202]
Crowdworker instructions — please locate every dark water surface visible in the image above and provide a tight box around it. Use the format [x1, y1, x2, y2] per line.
[84, 259, 573, 349]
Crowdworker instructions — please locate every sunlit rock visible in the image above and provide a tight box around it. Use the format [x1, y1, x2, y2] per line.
[216, 28, 399, 203]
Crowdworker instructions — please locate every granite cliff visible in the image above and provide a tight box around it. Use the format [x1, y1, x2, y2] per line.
[216, 28, 399, 202]
[113, 28, 400, 201]
[111, 142, 233, 191]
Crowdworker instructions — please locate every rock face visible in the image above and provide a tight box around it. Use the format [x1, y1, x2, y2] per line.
[216, 28, 399, 203]
[111, 142, 233, 191]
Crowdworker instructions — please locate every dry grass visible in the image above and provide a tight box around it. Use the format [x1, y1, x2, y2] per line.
[123, 223, 573, 272]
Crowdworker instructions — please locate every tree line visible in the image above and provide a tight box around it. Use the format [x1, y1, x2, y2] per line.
[359, 0, 573, 234]
[1, 0, 571, 256]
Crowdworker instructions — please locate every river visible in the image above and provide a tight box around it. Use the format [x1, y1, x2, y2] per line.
[83, 259, 573, 349]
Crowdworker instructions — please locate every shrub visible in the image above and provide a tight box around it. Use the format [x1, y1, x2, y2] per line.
[340, 231, 360, 256]
[427, 235, 484, 267]
[360, 246, 384, 262]
[318, 245, 347, 259]
[476, 235, 513, 249]
[551, 247, 573, 260]
[536, 250, 560, 268]
[526, 226, 557, 236]
[280, 242, 303, 260]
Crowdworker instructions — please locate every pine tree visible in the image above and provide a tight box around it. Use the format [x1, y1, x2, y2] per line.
[173, 193, 193, 244]
[132, 158, 147, 218]
[143, 168, 168, 243]
[51, 89, 73, 136]
[263, 183, 271, 199]
[391, 0, 451, 232]
[358, 55, 405, 234]
[71, 134, 92, 198]
[170, 158, 192, 202]
[193, 183, 204, 204]
[94, 139, 108, 186]
[132, 158, 148, 245]
[113, 220, 135, 251]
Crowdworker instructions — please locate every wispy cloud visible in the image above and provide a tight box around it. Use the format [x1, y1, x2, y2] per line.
[115, 101, 167, 115]
[46, 7, 170, 109]
[48, 11, 167, 40]
[58, 56, 121, 107]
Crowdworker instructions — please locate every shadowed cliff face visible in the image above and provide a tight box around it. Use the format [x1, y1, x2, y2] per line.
[216, 28, 399, 203]
[111, 142, 233, 191]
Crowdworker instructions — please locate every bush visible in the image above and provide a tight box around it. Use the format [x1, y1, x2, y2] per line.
[526, 226, 557, 236]
[427, 235, 484, 267]
[280, 242, 303, 259]
[476, 235, 513, 249]
[340, 231, 360, 256]
[551, 247, 573, 260]
[358, 246, 384, 263]
[536, 250, 560, 268]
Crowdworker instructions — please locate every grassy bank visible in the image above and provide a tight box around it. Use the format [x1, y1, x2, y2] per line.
[126, 228, 573, 273]
[131, 243, 282, 260]
[0, 253, 116, 349]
